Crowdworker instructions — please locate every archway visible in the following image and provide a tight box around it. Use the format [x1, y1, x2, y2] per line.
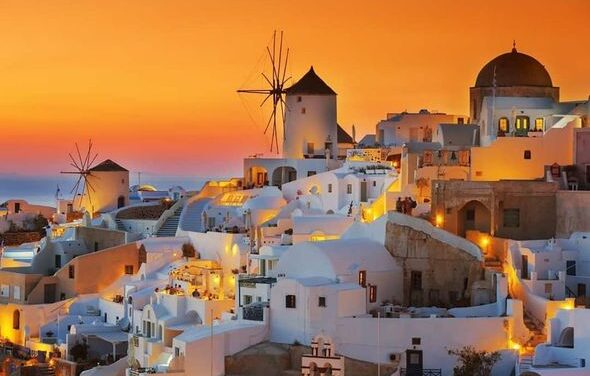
[272, 166, 297, 187]
[457, 200, 491, 237]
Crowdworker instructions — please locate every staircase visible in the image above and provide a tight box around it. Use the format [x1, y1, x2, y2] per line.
[156, 206, 183, 237]
[115, 218, 127, 232]
[179, 197, 211, 232]
[38, 363, 56, 376]
[518, 313, 547, 374]
[484, 256, 503, 273]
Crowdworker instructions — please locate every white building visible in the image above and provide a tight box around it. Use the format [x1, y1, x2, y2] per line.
[73, 159, 130, 215]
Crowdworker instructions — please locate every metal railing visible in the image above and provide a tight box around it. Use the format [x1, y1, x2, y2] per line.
[400, 369, 442, 376]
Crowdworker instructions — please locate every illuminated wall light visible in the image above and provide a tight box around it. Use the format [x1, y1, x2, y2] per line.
[435, 214, 444, 227]
[231, 244, 238, 257]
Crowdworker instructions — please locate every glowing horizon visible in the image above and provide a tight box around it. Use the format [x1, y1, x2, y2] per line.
[0, 0, 589, 176]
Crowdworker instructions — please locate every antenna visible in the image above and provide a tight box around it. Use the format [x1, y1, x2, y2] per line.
[237, 30, 291, 154]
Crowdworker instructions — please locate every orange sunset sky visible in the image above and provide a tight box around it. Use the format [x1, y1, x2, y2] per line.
[0, 0, 589, 177]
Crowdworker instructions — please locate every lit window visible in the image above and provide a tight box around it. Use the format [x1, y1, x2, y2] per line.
[358, 270, 367, 287]
[535, 118, 544, 131]
[515, 116, 530, 131]
[285, 294, 296, 308]
[498, 117, 509, 133]
[369, 285, 377, 303]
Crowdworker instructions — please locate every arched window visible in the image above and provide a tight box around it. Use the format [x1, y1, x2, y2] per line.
[535, 118, 544, 131]
[13, 309, 20, 330]
[498, 117, 509, 134]
[515, 116, 530, 133]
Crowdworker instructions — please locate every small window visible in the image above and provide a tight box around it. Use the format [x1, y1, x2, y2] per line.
[372, 180, 376, 187]
[498, 117, 509, 133]
[307, 142, 314, 155]
[301, 107, 306, 114]
[515, 116, 530, 131]
[68, 265, 75, 279]
[358, 270, 367, 287]
[369, 285, 377, 303]
[458, 118, 464, 125]
[535, 118, 544, 131]
[13, 286, 20, 301]
[285, 294, 296, 308]
[244, 295, 252, 305]
[524, 150, 531, 160]
[318, 296, 326, 307]
[328, 184, 332, 193]
[0, 285, 9, 297]
[347, 184, 352, 194]
[307, 171, 316, 177]
[411, 271, 422, 290]
[412, 337, 421, 345]
[13, 310, 20, 330]
[503, 208, 520, 228]
[174, 347, 180, 357]
[566, 260, 576, 276]
[297, 96, 302, 102]
[124, 265, 134, 275]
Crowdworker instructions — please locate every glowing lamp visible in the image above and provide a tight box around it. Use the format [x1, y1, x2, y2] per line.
[435, 214, 444, 227]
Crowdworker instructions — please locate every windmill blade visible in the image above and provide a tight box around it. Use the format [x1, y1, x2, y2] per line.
[279, 98, 286, 141]
[276, 31, 284, 84]
[83, 139, 93, 171]
[84, 175, 97, 192]
[260, 93, 273, 107]
[261, 72, 273, 88]
[237, 89, 272, 94]
[70, 175, 83, 194]
[281, 48, 290, 86]
[75, 143, 85, 171]
[88, 153, 99, 169]
[69, 153, 82, 171]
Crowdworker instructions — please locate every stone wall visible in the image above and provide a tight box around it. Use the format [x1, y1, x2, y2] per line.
[556, 190, 590, 237]
[385, 221, 485, 307]
[0, 232, 42, 246]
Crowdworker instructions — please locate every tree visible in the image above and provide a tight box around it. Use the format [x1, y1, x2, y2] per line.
[181, 243, 196, 260]
[448, 346, 501, 376]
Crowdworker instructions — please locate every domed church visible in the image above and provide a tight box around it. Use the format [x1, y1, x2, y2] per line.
[470, 43, 560, 124]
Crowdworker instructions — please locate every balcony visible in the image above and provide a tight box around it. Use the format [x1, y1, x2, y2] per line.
[400, 369, 442, 376]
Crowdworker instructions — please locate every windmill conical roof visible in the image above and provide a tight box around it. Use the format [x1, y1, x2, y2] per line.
[285, 66, 336, 95]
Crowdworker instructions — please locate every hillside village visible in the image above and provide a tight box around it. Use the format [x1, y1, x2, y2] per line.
[1, 44, 590, 376]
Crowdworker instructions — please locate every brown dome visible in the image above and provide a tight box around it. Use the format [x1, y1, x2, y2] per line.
[475, 47, 553, 88]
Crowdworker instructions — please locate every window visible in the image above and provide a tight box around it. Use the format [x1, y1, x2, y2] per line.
[175, 347, 180, 357]
[372, 180, 376, 187]
[124, 265, 134, 275]
[524, 150, 531, 160]
[458, 117, 464, 125]
[409, 352, 421, 365]
[13, 286, 20, 301]
[369, 285, 377, 303]
[515, 116, 530, 131]
[307, 171, 316, 177]
[307, 142, 314, 155]
[244, 295, 252, 305]
[318, 296, 326, 307]
[0, 285, 9, 297]
[347, 184, 352, 194]
[411, 271, 422, 290]
[297, 96, 302, 102]
[55, 254, 62, 268]
[412, 337, 421, 345]
[328, 184, 332, 193]
[535, 118, 544, 131]
[68, 265, 75, 279]
[301, 107, 306, 114]
[285, 294, 296, 308]
[498, 117, 509, 133]
[13, 310, 20, 330]
[358, 270, 367, 287]
[503, 208, 520, 228]
[566, 260, 576, 276]
[545, 283, 553, 294]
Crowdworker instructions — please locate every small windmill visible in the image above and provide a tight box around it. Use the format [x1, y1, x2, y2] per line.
[237, 30, 291, 154]
[60, 140, 99, 213]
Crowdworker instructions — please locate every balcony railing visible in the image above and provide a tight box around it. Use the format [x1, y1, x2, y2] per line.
[400, 369, 442, 376]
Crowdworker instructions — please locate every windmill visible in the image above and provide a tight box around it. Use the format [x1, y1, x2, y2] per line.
[237, 30, 291, 154]
[60, 140, 99, 213]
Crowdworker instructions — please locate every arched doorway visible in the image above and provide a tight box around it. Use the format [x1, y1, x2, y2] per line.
[272, 166, 297, 187]
[457, 200, 491, 237]
[117, 196, 126, 208]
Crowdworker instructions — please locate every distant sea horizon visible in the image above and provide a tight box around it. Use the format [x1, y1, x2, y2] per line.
[0, 174, 220, 207]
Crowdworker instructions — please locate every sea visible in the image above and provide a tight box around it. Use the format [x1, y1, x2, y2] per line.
[0, 174, 215, 206]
